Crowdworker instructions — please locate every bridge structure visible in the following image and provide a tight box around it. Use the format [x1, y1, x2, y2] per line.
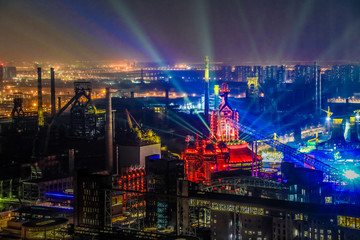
[230, 120, 344, 183]
[198, 176, 283, 197]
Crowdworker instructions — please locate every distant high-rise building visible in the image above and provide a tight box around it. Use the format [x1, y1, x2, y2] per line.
[0, 64, 3, 85]
[234, 66, 252, 82]
[294, 65, 314, 84]
[276, 65, 286, 84]
[264, 66, 278, 83]
[330, 65, 360, 97]
[221, 66, 232, 81]
[253, 66, 264, 83]
[3, 66, 16, 80]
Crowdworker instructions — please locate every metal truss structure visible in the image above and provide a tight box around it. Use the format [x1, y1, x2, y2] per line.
[70, 82, 98, 137]
[199, 176, 283, 195]
[230, 120, 344, 182]
[11, 92, 38, 133]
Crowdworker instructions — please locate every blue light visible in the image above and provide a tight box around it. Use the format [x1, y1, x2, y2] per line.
[344, 170, 360, 180]
[45, 192, 74, 199]
[326, 117, 331, 121]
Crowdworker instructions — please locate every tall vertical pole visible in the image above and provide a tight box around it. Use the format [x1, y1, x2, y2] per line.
[255, 141, 258, 177]
[105, 88, 113, 174]
[37, 68, 44, 128]
[58, 97, 61, 111]
[251, 139, 254, 177]
[205, 56, 210, 127]
[50, 68, 56, 117]
[319, 69, 322, 114]
[314, 62, 318, 117]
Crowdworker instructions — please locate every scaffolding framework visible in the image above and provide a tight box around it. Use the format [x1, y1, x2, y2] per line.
[70, 82, 98, 137]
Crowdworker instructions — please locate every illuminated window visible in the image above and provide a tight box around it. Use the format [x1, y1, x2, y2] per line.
[346, 217, 355, 228]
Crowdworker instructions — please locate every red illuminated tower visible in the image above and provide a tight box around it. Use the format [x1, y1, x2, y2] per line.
[182, 83, 262, 183]
[210, 83, 239, 141]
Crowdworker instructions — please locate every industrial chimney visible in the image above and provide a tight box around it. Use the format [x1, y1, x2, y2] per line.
[105, 88, 113, 173]
[50, 68, 56, 117]
[204, 56, 210, 126]
[314, 61, 318, 117]
[165, 88, 169, 108]
[37, 68, 44, 127]
[58, 97, 61, 110]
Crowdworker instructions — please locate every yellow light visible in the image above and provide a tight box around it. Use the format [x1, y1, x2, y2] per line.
[33, 103, 37, 107]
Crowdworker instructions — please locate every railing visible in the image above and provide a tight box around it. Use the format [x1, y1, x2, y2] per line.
[231, 120, 343, 182]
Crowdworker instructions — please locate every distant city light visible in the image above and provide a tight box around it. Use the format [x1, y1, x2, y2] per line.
[344, 170, 360, 180]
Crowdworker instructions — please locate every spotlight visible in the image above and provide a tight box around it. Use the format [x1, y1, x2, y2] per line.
[326, 117, 331, 121]
[344, 170, 360, 180]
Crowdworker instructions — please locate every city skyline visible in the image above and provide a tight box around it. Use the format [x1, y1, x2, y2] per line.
[0, 0, 360, 64]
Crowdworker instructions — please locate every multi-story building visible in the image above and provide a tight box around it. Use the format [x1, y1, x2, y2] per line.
[235, 66, 252, 82]
[3, 66, 16, 80]
[222, 66, 232, 82]
[73, 171, 112, 228]
[253, 66, 264, 83]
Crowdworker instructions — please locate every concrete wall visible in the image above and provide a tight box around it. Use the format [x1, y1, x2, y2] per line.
[118, 143, 161, 169]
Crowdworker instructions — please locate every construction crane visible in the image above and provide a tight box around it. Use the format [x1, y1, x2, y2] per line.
[307, 132, 319, 144]
[321, 106, 333, 119]
[354, 109, 360, 119]
[125, 109, 160, 145]
[125, 108, 141, 129]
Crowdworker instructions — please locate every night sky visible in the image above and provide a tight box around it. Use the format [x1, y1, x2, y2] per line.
[0, 0, 360, 64]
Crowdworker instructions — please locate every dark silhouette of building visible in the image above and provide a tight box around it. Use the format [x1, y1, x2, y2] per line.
[3, 66, 16, 80]
[73, 171, 112, 228]
[0, 64, 3, 85]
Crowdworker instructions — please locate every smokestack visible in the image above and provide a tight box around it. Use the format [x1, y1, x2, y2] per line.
[165, 88, 169, 108]
[205, 56, 209, 126]
[105, 87, 113, 173]
[319, 71, 322, 113]
[315, 62, 318, 117]
[37, 67, 44, 127]
[130, 91, 134, 99]
[58, 97, 61, 110]
[50, 68, 56, 117]
[69, 149, 74, 174]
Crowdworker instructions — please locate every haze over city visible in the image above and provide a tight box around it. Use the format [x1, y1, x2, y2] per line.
[1, 0, 360, 64]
